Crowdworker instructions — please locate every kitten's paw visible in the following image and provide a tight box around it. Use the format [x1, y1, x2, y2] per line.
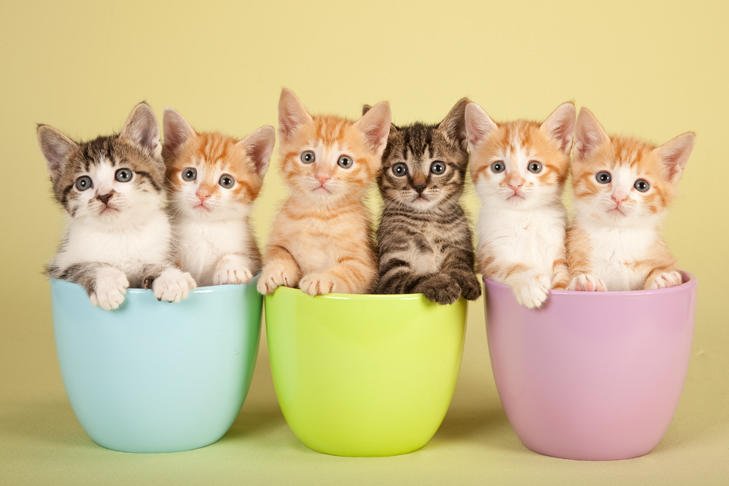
[299, 273, 337, 296]
[511, 273, 551, 309]
[568, 273, 607, 292]
[459, 273, 482, 301]
[213, 256, 254, 285]
[645, 270, 683, 289]
[90, 267, 129, 311]
[257, 263, 296, 295]
[153, 268, 196, 303]
[419, 274, 462, 305]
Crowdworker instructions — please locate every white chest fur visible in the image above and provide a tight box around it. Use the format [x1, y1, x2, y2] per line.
[582, 224, 658, 290]
[54, 211, 172, 279]
[174, 218, 251, 284]
[478, 205, 566, 274]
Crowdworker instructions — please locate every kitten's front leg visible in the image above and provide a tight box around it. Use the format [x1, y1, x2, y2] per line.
[504, 268, 552, 309]
[299, 254, 376, 296]
[567, 273, 607, 292]
[258, 245, 302, 294]
[52, 263, 130, 311]
[413, 273, 462, 305]
[644, 269, 683, 289]
[142, 265, 196, 303]
[442, 251, 481, 301]
[213, 254, 256, 285]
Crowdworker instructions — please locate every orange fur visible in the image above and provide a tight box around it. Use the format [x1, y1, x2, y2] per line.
[567, 107, 694, 291]
[258, 89, 391, 295]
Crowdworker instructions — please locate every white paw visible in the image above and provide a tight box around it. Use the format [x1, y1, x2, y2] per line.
[212, 256, 254, 285]
[568, 273, 607, 292]
[299, 272, 336, 296]
[153, 267, 196, 303]
[257, 263, 294, 295]
[511, 273, 551, 309]
[646, 270, 683, 289]
[90, 267, 129, 311]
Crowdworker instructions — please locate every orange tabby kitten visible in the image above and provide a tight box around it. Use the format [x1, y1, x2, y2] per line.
[163, 110, 274, 286]
[567, 108, 695, 291]
[257, 89, 391, 296]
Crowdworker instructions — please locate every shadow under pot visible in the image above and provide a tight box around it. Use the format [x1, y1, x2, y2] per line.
[264, 287, 466, 457]
[51, 278, 262, 453]
[484, 273, 696, 460]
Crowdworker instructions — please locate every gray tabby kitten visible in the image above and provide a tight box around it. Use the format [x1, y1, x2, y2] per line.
[38, 102, 196, 310]
[370, 99, 481, 304]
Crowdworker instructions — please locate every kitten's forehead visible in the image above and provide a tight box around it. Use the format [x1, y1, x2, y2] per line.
[384, 123, 461, 163]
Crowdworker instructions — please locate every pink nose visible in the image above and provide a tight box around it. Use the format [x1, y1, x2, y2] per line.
[196, 192, 209, 201]
[316, 175, 330, 186]
[611, 194, 628, 204]
[508, 182, 523, 191]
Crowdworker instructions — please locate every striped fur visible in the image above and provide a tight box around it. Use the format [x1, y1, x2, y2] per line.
[257, 88, 391, 296]
[163, 109, 273, 286]
[372, 99, 480, 304]
[38, 102, 195, 310]
[567, 108, 695, 291]
[466, 101, 575, 309]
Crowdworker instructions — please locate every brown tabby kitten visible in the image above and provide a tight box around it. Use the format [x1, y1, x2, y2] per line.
[372, 99, 481, 304]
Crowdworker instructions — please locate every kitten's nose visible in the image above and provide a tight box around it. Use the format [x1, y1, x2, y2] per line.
[413, 183, 427, 194]
[196, 190, 210, 201]
[316, 175, 330, 186]
[96, 193, 113, 205]
[611, 193, 628, 204]
[508, 182, 524, 191]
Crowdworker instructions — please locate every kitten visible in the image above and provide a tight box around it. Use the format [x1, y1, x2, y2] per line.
[465, 101, 575, 309]
[372, 99, 481, 305]
[567, 108, 694, 291]
[38, 102, 196, 310]
[257, 88, 391, 296]
[162, 110, 274, 286]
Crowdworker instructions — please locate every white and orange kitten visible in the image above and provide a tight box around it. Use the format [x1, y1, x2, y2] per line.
[163, 110, 274, 286]
[465, 102, 575, 308]
[567, 108, 694, 291]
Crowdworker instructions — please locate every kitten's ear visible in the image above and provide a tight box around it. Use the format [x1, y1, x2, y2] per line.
[163, 109, 196, 160]
[439, 97, 470, 149]
[120, 102, 160, 156]
[239, 125, 276, 177]
[654, 131, 695, 183]
[37, 124, 78, 181]
[540, 101, 576, 153]
[278, 88, 313, 142]
[574, 108, 610, 160]
[363, 103, 399, 133]
[354, 101, 392, 156]
[464, 102, 498, 149]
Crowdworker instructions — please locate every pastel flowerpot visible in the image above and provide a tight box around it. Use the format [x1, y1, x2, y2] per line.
[484, 273, 696, 460]
[51, 278, 262, 453]
[264, 287, 466, 456]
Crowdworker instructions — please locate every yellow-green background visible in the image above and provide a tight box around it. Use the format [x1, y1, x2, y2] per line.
[1, 1, 727, 484]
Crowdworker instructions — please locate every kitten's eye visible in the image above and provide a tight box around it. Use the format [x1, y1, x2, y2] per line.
[337, 155, 354, 169]
[634, 178, 650, 192]
[595, 171, 612, 184]
[392, 163, 408, 177]
[527, 160, 543, 174]
[219, 173, 235, 189]
[300, 150, 316, 164]
[490, 161, 505, 173]
[75, 175, 93, 191]
[115, 168, 133, 183]
[430, 161, 446, 175]
[181, 167, 197, 181]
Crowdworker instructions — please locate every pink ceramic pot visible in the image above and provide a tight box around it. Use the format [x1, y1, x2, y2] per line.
[484, 273, 696, 460]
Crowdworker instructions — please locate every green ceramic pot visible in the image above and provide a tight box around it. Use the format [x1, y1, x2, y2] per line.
[265, 287, 466, 456]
